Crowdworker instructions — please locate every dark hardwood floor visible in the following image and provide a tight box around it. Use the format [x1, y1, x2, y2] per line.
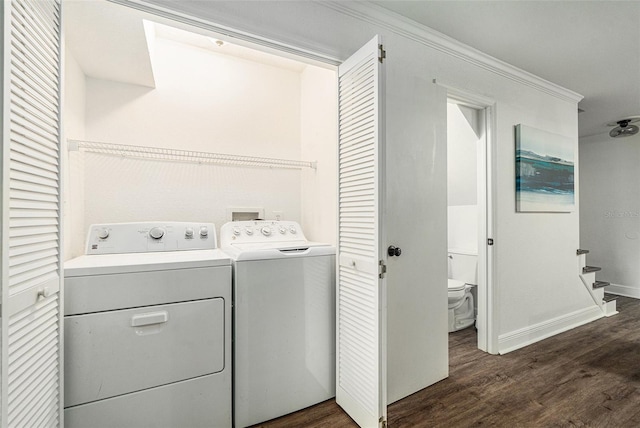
[257, 296, 640, 427]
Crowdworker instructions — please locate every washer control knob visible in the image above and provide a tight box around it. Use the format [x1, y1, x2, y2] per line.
[289, 225, 297, 234]
[97, 228, 109, 240]
[261, 226, 271, 236]
[149, 227, 165, 240]
[199, 226, 209, 238]
[245, 227, 254, 235]
[279, 226, 287, 234]
[233, 227, 241, 236]
[185, 227, 194, 238]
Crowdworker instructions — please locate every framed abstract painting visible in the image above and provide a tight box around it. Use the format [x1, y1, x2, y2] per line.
[515, 124, 575, 212]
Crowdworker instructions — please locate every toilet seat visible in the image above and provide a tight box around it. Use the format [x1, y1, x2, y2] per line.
[448, 279, 467, 307]
[448, 279, 466, 292]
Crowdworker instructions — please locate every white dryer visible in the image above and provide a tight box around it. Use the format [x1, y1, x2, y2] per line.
[63, 222, 231, 428]
[220, 220, 336, 428]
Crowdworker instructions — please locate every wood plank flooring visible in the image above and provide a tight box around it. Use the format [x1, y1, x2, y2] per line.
[257, 296, 640, 427]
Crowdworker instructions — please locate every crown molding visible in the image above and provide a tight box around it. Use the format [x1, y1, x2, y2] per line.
[321, 1, 583, 104]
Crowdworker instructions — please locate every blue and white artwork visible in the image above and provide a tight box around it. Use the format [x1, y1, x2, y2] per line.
[515, 124, 575, 212]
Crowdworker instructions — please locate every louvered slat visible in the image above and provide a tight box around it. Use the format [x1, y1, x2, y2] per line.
[10, 26, 59, 78]
[10, 41, 59, 93]
[10, 179, 59, 196]
[9, 239, 57, 258]
[11, 78, 58, 121]
[8, 232, 58, 249]
[2, 1, 62, 426]
[12, 97, 60, 134]
[9, 264, 58, 292]
[29, 0, 60, 23]
[6, 295, 60, 427]
[9, 247, 57, 267]
[11, 145, 58, 171]
[11, 136, 59, 162]
[11, 161, 59, 182]
[11, 60, 59, 111]
[10, 112, 58, 149]
[12, 1, 58, 55]
[338, 265, 378, 413]
[10, 168, 58, 187]
[11, 81, 59, 126]
[336, 36, 384, 427]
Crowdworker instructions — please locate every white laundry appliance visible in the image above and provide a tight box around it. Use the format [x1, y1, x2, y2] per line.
[220, 220, 336, 428]
[63, 222, 232, 428]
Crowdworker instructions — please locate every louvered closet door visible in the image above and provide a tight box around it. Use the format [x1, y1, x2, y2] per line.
[336, 36, 386, 428]
[1, 0, 63, 426]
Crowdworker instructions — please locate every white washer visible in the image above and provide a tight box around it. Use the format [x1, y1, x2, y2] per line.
[63, 222, 232, 428]
[220, 220, 336, 428]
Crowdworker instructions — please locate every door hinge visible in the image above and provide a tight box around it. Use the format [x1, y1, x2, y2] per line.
[379, 260, 387, 279]
[378, 44, 386, 63]
[380, 417, 388, 428]
[488, 238, 494, 246]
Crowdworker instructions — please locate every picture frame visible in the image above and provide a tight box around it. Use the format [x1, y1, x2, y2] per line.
[515, 124, 575, 212]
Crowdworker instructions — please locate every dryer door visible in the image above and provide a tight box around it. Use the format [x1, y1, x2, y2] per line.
[64, 298, 225, 407]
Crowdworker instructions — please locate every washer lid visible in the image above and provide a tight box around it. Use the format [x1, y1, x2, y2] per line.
[64, 249, 231, 277]
[222, 241, 335, 261]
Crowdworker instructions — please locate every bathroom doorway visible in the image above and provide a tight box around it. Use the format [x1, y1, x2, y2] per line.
[446, 94, 495, 354]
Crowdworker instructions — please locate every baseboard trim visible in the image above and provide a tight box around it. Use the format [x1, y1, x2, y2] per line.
[498, 305, 604, 355]
[605, 283, 640, 299]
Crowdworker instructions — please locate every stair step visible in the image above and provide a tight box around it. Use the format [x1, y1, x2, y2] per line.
[583, 266, 602, 274]
[593, 281, 610, 289]
[577, 249, 590, 255]
[603, 294, 617, 302]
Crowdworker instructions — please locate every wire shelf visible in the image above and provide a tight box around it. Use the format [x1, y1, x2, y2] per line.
[67, 139, 317, 170]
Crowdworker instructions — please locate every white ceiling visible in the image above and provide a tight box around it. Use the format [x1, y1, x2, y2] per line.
[63, 0, 306, 91]
[372, 1, 640, 138]
[64, 1, 156, 88]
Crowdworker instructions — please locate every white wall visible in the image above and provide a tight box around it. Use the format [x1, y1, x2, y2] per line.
[300, 66, 338, 245]
[102, 0, 594, 403]
[447, 103, 479, 253]
[580, 132, 640, 297]
[68, 36, 311, 251]
[447, 103, 478, 206]
[448, 205, 478, 254]
[63, 50, 86, 260]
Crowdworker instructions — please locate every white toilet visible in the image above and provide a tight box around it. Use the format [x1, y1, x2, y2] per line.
[448, 250, 477, 332]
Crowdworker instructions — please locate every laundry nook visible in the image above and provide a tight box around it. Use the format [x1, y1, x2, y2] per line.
[58, 1, 338, 426]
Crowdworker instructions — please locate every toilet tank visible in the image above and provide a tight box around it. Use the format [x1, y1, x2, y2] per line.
[448, 250, 478, 285]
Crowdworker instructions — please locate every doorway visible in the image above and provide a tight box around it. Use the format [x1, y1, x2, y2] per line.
[446, 95, 495, 354]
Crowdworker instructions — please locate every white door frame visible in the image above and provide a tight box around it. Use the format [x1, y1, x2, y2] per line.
[436, 80, 499, 354]
[108, 0, 341, 68]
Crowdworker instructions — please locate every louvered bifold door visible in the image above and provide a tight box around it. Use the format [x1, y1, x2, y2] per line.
[335, 36, 386, 428]
[1, 0, 63, 427]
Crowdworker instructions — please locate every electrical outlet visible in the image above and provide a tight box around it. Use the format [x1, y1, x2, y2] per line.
[272, 211, 284, 221]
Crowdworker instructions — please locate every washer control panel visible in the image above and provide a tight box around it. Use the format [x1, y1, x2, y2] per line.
[220, 220, 306, 246]
[85, 222, 217, 255]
